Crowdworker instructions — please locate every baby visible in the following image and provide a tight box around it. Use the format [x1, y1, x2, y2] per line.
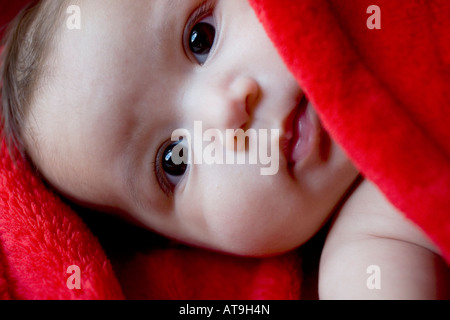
[1, 0, 449, 299]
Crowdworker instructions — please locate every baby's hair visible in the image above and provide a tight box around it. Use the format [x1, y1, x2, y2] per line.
[0, 0, 67, 156]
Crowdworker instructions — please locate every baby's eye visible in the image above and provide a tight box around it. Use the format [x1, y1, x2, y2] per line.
[187, 15, 216, 65]
[157, 139, 189, 193]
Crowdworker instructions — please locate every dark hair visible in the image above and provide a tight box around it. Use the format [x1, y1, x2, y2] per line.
[0, 0, 66, 156]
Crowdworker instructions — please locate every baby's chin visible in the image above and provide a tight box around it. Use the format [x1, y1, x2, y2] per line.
[209, 239, 303, 258]
[195, 224, 318, 258]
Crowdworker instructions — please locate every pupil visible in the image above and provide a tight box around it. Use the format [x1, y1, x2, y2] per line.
[163, 143, 187, 176]
[190, 22, 215, 55]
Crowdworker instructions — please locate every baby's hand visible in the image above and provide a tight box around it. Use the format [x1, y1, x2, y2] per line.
[318, 180, 450, 299]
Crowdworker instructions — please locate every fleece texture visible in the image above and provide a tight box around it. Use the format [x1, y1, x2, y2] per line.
[0, 142, 124, 299]
[250, 0, 450, 263]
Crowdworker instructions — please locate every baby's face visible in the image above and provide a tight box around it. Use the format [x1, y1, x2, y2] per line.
[24, 0, 359, 256]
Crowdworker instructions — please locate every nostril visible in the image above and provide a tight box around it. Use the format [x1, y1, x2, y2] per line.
[245, 84, 261, 117]
[231, 77, 260, 118]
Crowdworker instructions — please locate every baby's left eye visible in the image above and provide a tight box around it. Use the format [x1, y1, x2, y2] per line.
[188, 16, 216, 65]
[162, 140, 189, 185]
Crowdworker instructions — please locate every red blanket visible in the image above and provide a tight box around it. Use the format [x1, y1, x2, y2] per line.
[250, 0, 450, 263]
[1, 0, 449, 300]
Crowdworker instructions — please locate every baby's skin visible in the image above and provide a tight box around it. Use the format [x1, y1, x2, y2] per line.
[320, 179, 450, 299]
[18, 0, 449, 299]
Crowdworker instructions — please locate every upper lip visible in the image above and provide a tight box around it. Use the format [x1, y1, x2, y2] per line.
[281, 95, 308, 168]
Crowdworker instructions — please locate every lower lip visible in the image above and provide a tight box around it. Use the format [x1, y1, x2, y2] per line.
[288, 101, 317, 167]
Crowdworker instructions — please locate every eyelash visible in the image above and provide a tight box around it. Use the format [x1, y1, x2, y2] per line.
[189, 1, 215, 28]
[184, 0, 216, 61]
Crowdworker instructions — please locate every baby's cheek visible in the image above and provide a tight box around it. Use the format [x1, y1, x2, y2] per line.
[180, 164, 301, 255]
[195, 181, 281, 252]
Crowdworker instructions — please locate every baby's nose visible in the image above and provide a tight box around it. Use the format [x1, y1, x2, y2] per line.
[213, 76, 260, 131]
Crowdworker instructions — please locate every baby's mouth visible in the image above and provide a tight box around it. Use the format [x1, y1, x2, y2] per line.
[282, 95, 317, 173]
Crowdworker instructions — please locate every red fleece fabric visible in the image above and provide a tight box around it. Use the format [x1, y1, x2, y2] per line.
[0, 143, 124, 300]
[0, 1, 28, 39]
[249, 0, 450, 263]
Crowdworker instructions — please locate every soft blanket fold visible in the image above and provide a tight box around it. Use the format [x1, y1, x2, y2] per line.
[1, 0, 449, 300]
[250, 0, 450, 263]
[0, 142, 124, 299]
